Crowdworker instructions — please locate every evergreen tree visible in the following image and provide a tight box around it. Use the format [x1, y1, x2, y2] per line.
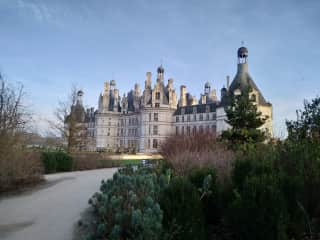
[221, 87, 267, 148]
[286, 97, 320, 142]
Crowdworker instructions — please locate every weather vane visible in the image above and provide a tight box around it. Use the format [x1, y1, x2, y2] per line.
[241, 40, 245, 46]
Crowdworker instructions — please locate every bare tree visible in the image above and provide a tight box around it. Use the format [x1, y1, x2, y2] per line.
[52, 85, 88, 152]
[0, 73, 31, 147]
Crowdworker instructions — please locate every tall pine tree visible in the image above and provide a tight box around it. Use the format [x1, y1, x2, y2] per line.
[221, 86, 267, 148]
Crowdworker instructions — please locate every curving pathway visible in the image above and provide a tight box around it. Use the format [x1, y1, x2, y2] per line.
[0, 168, 117, 240]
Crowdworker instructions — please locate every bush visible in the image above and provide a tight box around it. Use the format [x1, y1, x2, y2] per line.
[0, 150, 43, 193]
[160, 177, 206, 240]
[160, 133, 234, 181]
[87, 166, 164, 240]
[188, 168, 222, 225]
[41, 151, 73, 173]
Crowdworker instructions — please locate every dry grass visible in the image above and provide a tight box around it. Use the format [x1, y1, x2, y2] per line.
[160, 133, 234, 181]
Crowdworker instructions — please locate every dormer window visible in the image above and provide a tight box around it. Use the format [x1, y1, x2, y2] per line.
[193, 107, 197, 114]
[206, 105, 210, 113]
[251, 94, 257, 102]
[181, 108, 185, 115]
[156, 92, 160, 100]
[234, 89, 241, 96]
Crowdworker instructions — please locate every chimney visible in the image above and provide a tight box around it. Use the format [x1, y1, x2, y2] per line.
[180, 85, 187, 107]
[226, 75, 230, 90]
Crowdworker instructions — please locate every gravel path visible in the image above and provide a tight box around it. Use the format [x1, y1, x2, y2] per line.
[0, 168, 117, 240]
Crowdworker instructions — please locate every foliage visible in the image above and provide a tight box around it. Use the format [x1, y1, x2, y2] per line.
[160, 177, 206, 240]
[286, 97, 320, 142]
[188, 168, 222, 226]
[221, 87, 267, 149]
[87, 166, 164, 240]
[41, 151, 73, 173]
[229, 142, 320, 240]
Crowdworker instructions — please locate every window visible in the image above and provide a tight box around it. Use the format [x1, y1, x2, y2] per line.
[176, 126, 179, 135]
[200, 114, 203, 121]
[181, 108, 185, 115]
[182, 116, 184, 122]
[153, 139, 158, 148]
[193, 107, 197, 114]
[156, 92, 160, 100]
[181, 126, 184, 135]
[153, 125, 158, 135]
[192, 126, 196, 135]
[149, 113, 151, 121]
[176, 116, 179, 122]
[193, 114, 196, 121]
[187, 115, 190, 122]
[148, 139, 150, 148]
[251, 94, 257, 102]
[206, 113, 209, 120]
[155, 103, 160, 108]
[187, 126, 191, 135]
[149, 125, 151, 135]
[154, 113, 158, 121]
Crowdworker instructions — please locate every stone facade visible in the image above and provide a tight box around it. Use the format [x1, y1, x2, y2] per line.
[72, 46, 273, 152]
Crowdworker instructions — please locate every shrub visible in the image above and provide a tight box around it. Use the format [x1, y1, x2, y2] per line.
[87, 167, 164, 240]
[228, 172, 288, 240]
[41, 151, 73, 173]
[160, 133, 234, 181]
[160, 177, 206, 240]
[0, 150, 43, 193]
[188, 168, 221, 225]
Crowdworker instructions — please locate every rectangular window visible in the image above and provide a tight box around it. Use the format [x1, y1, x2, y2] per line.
[153, 125, 158, 135]
[182, 126, 184, 135]
[155, 103, 160, 108]
[176, 116, 179, 122]
[154, 113, 158, 121]
[156, 92, 160, 100]
[176, 126, 179, 135]
[200, 114, 203, 121]
[187, 115, 190, 122]
[182, 116, 184, 122]
[153, 139, 158, 149]
[206, 113, 209, 120]
[193, 126, 196, 135]
[148, 139, 150, 148]
[193, 114, 196, 121]
[149, 113, 151, 121]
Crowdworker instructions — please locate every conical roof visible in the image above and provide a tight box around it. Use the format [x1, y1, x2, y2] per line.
[229, 63, 269, 106]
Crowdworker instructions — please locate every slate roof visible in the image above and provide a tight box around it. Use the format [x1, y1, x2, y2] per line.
[174, 102, 218, 116]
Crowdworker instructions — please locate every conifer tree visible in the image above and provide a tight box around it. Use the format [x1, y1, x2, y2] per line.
[221, 87, 267, 148]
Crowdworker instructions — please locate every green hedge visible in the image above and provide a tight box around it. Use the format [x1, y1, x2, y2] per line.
[41, 151, 73, 173]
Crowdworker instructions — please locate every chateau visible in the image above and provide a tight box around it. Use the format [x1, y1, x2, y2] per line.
[71, 46, 273, 153]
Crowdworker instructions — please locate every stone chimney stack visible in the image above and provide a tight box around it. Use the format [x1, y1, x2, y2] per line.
[226, 75, 230, 90]
[180, 85, 187, 107]
[145, 72, 152, 89]
[104, 81, 110, 93]
[167, 78, 173, 90]
[201, 95, 207, 104]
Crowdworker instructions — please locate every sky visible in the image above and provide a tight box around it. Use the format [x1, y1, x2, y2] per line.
[0, 0, 319, 137]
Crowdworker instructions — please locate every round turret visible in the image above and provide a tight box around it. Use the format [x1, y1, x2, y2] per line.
[110, 80, 116, 86]
[205, 82, 211, 88]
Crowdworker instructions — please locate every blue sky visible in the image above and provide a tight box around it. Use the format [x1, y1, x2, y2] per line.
[0, 0, 319, 137]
